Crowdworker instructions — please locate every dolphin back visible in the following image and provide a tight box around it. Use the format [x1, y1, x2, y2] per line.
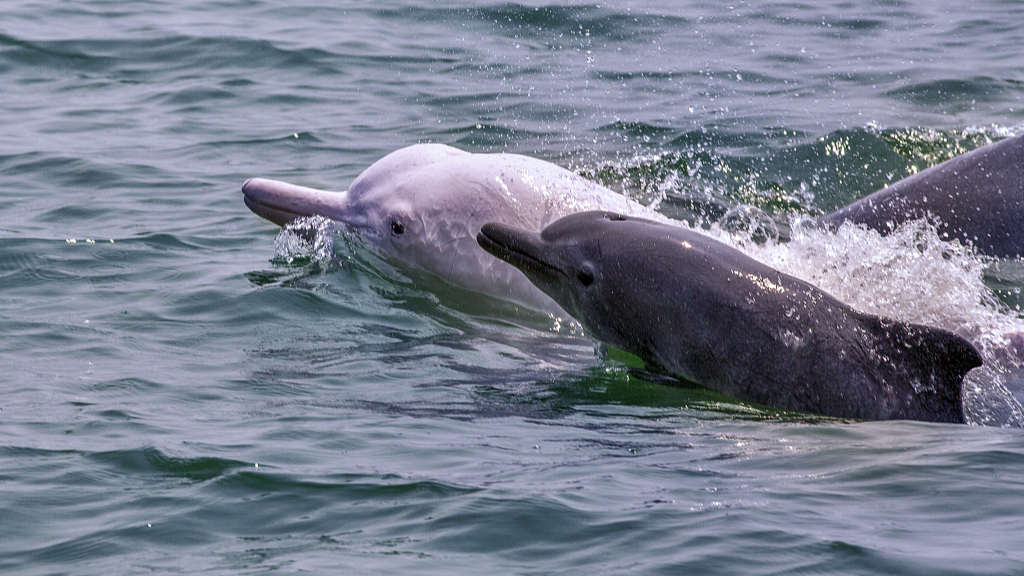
[859, 315, 982, 423]
[821, 133, 1024, 258]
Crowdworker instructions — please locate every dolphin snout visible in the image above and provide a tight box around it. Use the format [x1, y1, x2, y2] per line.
[242, 178, 349, 227]
[477, 223, 553, 275]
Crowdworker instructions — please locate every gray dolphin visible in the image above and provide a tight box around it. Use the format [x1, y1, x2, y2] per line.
[477, 211, 983, 422]
[821, 132, 1024, 258]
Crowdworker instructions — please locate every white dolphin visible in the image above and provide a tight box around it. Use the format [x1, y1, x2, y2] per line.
[243, 143, 662, 314]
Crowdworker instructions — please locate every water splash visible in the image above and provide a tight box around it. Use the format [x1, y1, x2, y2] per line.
[718, 204, 779, 245]
[272, 216, 339, 264]
[962, 365, 1024, 428]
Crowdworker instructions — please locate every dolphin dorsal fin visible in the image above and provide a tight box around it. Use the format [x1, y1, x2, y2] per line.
[918, 329, 983, 377]
[862, 316, 983, 422]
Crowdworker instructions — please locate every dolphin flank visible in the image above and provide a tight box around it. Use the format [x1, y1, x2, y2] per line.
[477, 211, 983, 423]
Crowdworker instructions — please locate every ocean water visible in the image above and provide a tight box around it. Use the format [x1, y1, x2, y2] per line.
[3, 1, 1024, 574]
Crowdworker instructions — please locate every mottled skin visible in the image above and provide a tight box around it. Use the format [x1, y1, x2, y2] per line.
[478, 211, 982, 422]
[822, 133, 1024, 258]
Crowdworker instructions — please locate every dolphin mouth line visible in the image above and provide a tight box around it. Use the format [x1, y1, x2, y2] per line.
[242, 193, 306, 220]
[242, 177, 340, 227]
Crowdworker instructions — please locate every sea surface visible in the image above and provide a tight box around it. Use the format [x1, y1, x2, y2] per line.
[3, 1, 1024, 574]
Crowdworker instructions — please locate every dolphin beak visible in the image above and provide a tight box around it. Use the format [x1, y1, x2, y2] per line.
[478, 222, 579, 316]
[477, 223, 556, 277]
[242, 178, 350, 227]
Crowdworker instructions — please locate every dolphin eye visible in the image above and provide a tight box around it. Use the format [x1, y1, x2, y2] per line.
[390, 220, 405, 235]
[577, 265, 595, 287]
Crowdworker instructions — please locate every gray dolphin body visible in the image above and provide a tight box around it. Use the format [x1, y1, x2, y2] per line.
[478, 211, 982, 422]
[821, 132, 1024, 258]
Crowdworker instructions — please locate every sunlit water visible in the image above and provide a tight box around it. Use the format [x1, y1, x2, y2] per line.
[3, 1, 1024, 574]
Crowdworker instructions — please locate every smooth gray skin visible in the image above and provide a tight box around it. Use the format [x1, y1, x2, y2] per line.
[478, 211, 983, 422]
[822, 133, 1024, 258]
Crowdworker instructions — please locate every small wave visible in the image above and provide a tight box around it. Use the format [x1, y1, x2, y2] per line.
[140, 447, 249, 482]
[445, 122, 546, 149]
[874, 125, 1010, 170]
[885, 77, 1015, 107]
[377, 5, 688, 42]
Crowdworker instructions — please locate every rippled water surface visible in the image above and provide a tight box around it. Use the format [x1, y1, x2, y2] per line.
[3, 1, 1024, 574]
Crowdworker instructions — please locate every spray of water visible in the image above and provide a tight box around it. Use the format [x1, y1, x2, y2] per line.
[273, 216, 339, 264]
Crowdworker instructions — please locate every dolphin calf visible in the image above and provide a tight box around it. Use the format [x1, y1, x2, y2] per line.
[822, 132, 1024, 258]
[243, 143, 660, 314]
[477, 211, 983, 422]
